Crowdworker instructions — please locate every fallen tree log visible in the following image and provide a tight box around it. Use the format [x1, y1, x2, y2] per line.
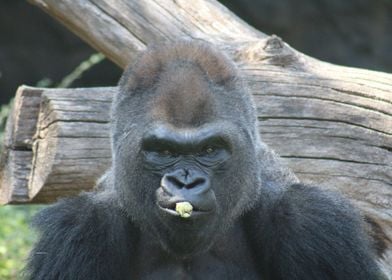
[0, 0, 390, 275]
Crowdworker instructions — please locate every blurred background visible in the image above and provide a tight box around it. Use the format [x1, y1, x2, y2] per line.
[0, 0, 391, 278]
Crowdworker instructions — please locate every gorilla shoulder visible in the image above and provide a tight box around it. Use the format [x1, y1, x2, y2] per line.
[245, 183, 381, 279]
[25, 193, 136, 280]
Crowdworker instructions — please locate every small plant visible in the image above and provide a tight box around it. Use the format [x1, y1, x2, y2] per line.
[0, 205, 43, 280]
[0, 100, 12, 148]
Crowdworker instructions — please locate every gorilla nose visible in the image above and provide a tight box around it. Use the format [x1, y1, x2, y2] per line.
[161, 169, 210, 195]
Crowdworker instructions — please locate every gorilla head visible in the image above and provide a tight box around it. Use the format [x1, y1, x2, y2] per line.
[111, 41, 262, 256]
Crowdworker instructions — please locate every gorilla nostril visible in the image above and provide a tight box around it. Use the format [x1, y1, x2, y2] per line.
[167, 175, 185, 189]
[185, 177, 206, 189]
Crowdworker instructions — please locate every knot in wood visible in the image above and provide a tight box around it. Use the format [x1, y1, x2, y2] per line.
[263, 35, 284, 53]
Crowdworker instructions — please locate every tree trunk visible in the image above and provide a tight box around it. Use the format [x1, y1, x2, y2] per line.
[0, 0, 390, 274]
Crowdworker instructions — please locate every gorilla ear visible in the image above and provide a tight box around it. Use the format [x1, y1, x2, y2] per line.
[119, 40, 238, 92]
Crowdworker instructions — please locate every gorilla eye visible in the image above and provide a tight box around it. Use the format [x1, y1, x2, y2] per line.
[161, 149, 172, 156]
[205, 147, 215, 154]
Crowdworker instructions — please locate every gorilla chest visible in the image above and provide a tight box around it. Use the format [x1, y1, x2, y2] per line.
[134, 253, 260, 280]
[133, 229, 261, 279]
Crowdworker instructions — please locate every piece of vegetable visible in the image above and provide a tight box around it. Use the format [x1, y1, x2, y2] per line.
[175, 201, 193, 218]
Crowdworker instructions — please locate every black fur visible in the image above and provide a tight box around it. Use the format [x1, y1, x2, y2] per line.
[245, 184, 380, 279]
[25, 40, 382, 279]
[25, 193, 137, 280]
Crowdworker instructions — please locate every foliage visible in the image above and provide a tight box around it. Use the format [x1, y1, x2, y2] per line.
[0, 101, 12, 148]
[57, 53, 105, 88]
[0, 205, 43, 279]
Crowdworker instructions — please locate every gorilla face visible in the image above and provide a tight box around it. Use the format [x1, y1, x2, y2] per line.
[142, 124, 231, 219]
[112, 41, 262, 257]
[142, 123, 234, 255]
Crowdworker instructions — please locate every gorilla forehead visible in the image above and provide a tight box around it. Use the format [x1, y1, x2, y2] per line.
[150, 62, 216, 127]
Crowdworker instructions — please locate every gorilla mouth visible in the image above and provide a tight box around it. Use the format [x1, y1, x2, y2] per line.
[155, 185, 216, 219]
[157, 201, 211, 218]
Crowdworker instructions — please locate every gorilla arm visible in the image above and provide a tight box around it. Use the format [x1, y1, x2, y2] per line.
[24, 192, 136, 280]
[245, 183, 382, 280]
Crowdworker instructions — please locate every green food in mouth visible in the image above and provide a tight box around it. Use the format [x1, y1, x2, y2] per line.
[175, 201, 193, 218]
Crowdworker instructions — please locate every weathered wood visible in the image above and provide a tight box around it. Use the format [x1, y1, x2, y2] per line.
[30, 88, 115, 203]
[27, 0, 263, 68]
[3, 0, 389, 275]
[0, 86, 43, 204]
[0, 87, 114, 203]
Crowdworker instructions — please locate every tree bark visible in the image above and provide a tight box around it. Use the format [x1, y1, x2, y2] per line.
[0, 0, 390, 274]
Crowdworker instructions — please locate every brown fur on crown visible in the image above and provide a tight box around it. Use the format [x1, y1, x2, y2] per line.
[150, 61, 216, 127]
[120, 40, 237, 92]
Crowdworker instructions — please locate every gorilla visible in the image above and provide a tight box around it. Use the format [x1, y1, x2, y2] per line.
[25, 40, 382, 279]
